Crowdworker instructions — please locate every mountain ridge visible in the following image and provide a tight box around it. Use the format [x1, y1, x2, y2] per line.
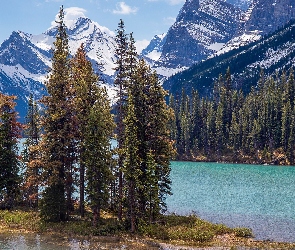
[1, 0, 295, 121]
[163, 19, 295, 96]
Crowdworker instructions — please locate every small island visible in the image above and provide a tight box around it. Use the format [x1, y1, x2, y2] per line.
[1, 5, 295, 250]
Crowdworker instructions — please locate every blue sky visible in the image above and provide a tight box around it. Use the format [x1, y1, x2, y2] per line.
[0, 0, 185, 51]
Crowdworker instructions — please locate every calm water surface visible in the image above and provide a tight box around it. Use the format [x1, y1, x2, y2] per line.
[0, 233, 158, 249]
[166, 161, 295, 242]
[16, 141, 295, 243]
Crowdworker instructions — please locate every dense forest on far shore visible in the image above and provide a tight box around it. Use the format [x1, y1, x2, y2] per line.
[170, 67, 295, 165]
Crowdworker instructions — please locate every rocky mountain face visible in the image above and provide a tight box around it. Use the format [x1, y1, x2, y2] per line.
[226, 0, 252, 10]
[244, 0, 295, 35]
[1, 0, 295, 120]
[164, 19, 295, 96]
[155, 0, 243, 70]
[151, 0, 295, 77]
[0, 17, 117, 121]
[144, 0, 254, 64]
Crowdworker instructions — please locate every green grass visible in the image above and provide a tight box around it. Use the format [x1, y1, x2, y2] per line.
[138, 214, 234, 243]
[0, 209, 255, 248]
[0, 209, 40, 231]
[3, 210, 295, 249]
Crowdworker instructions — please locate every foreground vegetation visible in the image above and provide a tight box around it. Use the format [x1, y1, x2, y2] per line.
[0, 6, 174, 233]
[1, 209, 295, 249]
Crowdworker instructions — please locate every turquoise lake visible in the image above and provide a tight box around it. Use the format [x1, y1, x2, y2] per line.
[166, 161, 295, 242]
[13, 141, 295, 243]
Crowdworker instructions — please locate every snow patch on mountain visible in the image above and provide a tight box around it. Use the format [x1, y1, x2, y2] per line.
[156, 66, 188, 78]
[141, 33, 167, 61]
[215, 30, 261, 56]
[249, 42, 295, 69]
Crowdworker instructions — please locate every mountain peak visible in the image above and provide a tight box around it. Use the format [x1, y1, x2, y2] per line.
[46, 13, 114, 38]
[156, 0, 242, 69]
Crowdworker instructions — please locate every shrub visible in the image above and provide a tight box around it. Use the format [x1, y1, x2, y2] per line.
[234, 227, 253, 238]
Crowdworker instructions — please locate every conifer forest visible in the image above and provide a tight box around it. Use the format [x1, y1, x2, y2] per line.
[0, 7, 174, 231]
[1, 6, 295, 234]
[170, 68, 295, 165]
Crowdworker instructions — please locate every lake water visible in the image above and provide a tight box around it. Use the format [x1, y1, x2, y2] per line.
[0, 233, 159, 249]
[15, 140, 295, 243]
[166, 161, 295, 242]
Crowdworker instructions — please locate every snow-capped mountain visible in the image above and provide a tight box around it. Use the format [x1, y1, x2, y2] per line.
[0, 17, 117, 121]
[150, 0, 295, 79]
[141, 33, 167, 62]
[155, 0, 242, 71]
[164, 19, 295, 96]
[44, 17, 117, 77]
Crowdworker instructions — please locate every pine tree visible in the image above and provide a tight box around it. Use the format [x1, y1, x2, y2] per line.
[146, 69, 175, 218]
[70, 43, 99, 217]
[123, 90, 141, 232]
[287, 106, 295, 163]
[178, 89, 191, 156]
[0, 93, 22, 209]
[114, 19, 129, 221]
[123, 59, 174, 230]
[22, 94, 41, 208]
[40, 6, 74, 221]
[84, 87, 115, 227]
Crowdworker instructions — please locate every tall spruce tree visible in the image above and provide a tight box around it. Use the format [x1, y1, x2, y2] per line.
[0, 93, 22, 209]
[22, 94, 41, 208]
[84, 87, 115, 227]
[123, 90, 141, 232]
[123, 59, 175, 230]
[146, 69, 175, 218]
[70, 44, 99, 217]
[40, 6, 74, 221]
[114, 19, 129, 221]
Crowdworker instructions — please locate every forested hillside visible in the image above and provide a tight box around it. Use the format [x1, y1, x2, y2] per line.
[170, 68, 295, 165]
[164, 20, 295, 97]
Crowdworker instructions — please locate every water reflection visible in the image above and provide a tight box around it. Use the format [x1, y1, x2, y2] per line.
[0, 233, 158, 250]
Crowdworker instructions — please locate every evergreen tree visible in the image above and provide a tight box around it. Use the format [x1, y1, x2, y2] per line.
[70, 43, 99, 217]
[123, 59, 174, 230]
[114, 19, 129, 221]
[178, 89, 191, 156]
[287, 106, 295, 163]
[0, 93, 22, 209]
[40, 6, 74, 221]
[85, 88, 115, 227]
[22, 94, 41, 208]
[190, 90, 202, 153]
[122, 90, 141, 232]
[146, 69, 175, 217]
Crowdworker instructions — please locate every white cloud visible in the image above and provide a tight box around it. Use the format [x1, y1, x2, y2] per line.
[51, 7, 87, 28]
[135, 39, 150, 53]
[113, 2, 138, 15]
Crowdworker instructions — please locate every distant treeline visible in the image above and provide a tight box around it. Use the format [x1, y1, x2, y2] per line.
[169, 67, 295, 165]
